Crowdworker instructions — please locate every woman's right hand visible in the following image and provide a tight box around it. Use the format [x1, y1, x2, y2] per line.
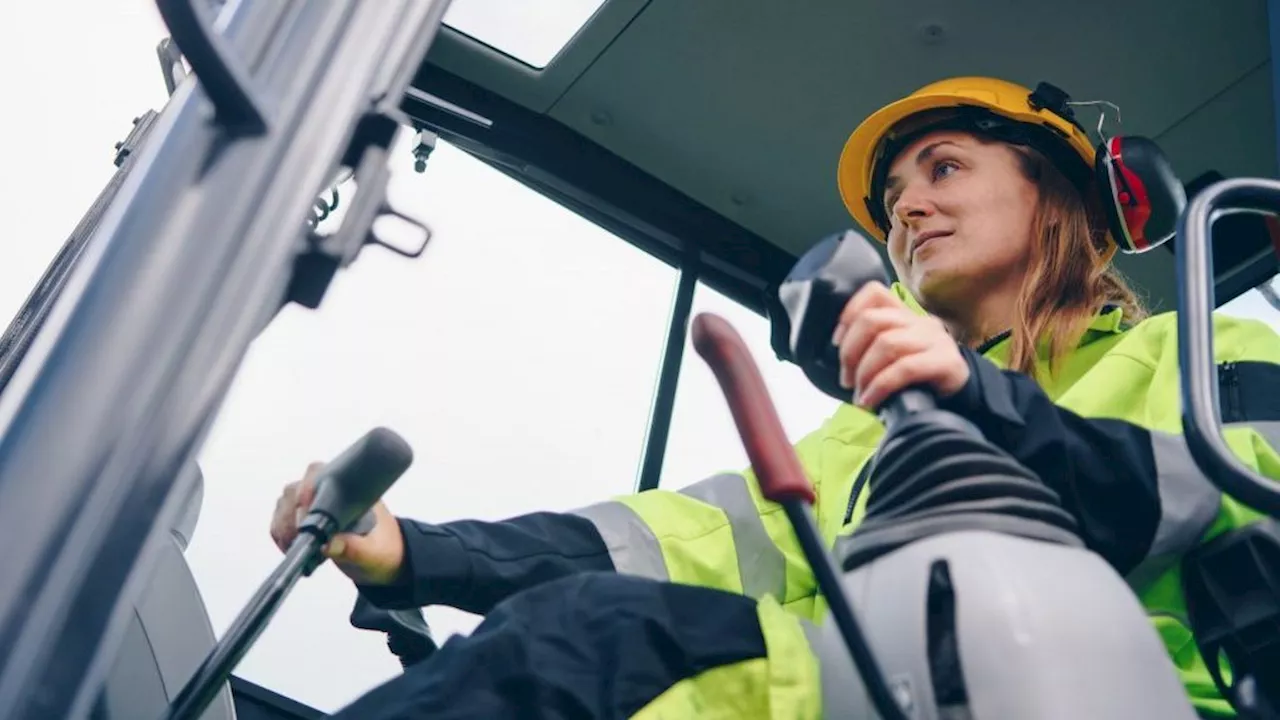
[269, 462, 407, 586]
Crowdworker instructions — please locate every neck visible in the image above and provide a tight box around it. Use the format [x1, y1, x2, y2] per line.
[935, 283, 1020, 349]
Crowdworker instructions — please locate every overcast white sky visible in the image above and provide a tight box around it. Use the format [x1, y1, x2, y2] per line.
[4, 1, 1280, 715]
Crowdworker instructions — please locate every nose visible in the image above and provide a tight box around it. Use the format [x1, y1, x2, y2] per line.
[893, 182, 934, 225]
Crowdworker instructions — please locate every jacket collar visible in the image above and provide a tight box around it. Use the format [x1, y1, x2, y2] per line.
[889, 282, 1129, 362]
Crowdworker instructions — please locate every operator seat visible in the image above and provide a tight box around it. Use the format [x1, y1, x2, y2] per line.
[94, 463, 236, 720]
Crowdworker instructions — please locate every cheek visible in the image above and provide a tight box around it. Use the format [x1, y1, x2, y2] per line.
[886, 229, 910, 274]
[958, 185, 1037, 261]
[1001, 189, 1040, 257]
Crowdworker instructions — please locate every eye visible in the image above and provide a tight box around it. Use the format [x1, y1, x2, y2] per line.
[931, 159, 960, 181]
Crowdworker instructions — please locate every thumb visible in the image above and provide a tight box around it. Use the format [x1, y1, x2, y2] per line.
[322, 535, 347, 560]
[322, 532, 369, 562]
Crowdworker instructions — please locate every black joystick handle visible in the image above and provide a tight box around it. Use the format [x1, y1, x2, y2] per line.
[300, 426, 413, 540]
[161, 427, 414, 720]
[776, 230, 936, 427]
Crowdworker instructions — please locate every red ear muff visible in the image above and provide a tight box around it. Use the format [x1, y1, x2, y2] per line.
[1095, 136, 1187, 254]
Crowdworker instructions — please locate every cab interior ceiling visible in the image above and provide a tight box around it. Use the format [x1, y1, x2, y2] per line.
[405, 0, 1280, 315]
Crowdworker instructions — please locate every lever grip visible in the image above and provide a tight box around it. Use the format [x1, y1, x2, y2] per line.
[346, 511, 377, 536]
[876, 387, 938, 429]
[777, 230, 939, 426]
[691, 312, 815, 505]
[305, 427, 414, 537]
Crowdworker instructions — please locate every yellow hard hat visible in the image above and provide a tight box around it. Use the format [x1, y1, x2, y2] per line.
[837, 77, 1099, 242]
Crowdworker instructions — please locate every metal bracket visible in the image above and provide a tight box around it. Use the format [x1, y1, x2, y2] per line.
[369, 206, 432, 258]
[156, 37, 188, 96]
[285, 111, 432, 309]
[155, 0, 267, 131]
[412, 129, 437, 173]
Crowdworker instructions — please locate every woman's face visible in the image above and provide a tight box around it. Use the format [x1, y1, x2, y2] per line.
[882, 129, 1040, 308]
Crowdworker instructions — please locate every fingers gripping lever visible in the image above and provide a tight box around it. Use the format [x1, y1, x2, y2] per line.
[691, 314, 910, 720]
[161, 427, 413, 720]
[776, 230, 936, 426]
[298, 426, 413, 570]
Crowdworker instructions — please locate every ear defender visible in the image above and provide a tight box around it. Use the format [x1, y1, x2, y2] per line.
[1094, 134, 1187, 254]
[1027, 81, 1187, 255]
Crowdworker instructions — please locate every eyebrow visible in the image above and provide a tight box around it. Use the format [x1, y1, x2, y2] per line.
[883, 140, 962, 195]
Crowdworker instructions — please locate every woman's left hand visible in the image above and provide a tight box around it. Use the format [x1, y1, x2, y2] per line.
[832, 282, 971, 411]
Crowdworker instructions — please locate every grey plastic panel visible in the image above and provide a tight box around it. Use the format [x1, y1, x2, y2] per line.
[96, 610, 169, 718]
[172, 463, 205, 551]
[137, 536, 235, 719]
[807, 530, 1200, 719]
[95, 473, 234, 720]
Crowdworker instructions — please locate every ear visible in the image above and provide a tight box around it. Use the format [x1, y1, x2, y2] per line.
[1094, 136, 1187, 254]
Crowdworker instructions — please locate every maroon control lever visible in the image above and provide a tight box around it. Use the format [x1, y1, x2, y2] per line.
[690, 311, 908, 720]
[689, 312, 815, 505]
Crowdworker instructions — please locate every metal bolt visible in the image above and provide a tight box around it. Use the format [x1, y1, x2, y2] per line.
[920, 23, 946, 45]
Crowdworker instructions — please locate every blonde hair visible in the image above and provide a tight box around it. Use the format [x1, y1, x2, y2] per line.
[1002, 142, 1148, 378]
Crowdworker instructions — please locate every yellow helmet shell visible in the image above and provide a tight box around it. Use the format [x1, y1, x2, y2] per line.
[837, 76, 1099, 242]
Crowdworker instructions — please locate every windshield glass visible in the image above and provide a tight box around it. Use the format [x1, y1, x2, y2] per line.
[443, 0, 607, 69]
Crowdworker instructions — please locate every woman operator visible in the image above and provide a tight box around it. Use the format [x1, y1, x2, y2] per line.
[271, 77, 1280, 718]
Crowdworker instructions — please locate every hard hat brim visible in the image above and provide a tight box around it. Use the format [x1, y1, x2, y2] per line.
[838, 90, 1097, 242]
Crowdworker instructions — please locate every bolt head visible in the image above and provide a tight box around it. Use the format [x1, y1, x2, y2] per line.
[919, 22, 946, 45]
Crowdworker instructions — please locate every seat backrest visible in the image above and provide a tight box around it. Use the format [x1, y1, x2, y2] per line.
[95, 464, 236, 720]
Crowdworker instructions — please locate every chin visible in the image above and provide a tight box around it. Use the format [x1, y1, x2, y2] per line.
[910, 267, 972, 307]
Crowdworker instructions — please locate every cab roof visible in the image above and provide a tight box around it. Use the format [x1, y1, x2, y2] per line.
[406, 0, 1279, 314]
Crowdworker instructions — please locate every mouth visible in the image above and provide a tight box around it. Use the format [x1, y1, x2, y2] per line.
[910, 230, 952, 259]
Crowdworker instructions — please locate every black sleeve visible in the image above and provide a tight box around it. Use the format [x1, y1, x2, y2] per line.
[936, 347, 1165, 574]
[355, 512, 616, 615]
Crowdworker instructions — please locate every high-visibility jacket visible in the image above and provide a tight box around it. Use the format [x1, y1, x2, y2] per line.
[357, 286, 1280, 718]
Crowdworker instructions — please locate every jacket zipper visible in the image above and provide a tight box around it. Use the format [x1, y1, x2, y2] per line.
[1221, 361, 1241, 422]
[975, 330, 1012, 356]
[843, 460, 872, 526]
